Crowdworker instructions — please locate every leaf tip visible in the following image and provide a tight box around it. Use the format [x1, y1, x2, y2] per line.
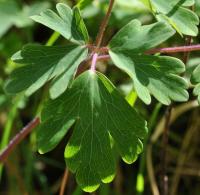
[82, 184, 100, 193]
[38, 149, 45, 154]
[122, 155, 138, 164]
[65, 145, 80, 159]
[11, 50, 22, 61]
[29, 15, 38, 22]
[101, 174, 115, 184]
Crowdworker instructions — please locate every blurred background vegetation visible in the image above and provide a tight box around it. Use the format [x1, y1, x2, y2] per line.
[0, 0, 200, 194]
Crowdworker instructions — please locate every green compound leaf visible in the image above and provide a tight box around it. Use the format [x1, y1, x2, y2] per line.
[109, 19, 188, 105]
[37, 70, 147, 192]
[109, 20, 175, 53]
[30, 3, 89, 44]
[191, 64, 200, 104]
[150, 0, 199, 36]
[109, 51, 189, 105]
[5, 44, 88, 99]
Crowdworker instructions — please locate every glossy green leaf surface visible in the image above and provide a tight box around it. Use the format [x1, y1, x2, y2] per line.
[31, 3, 89, 44]
[109, 20, 175, 52]
[109, 19, 188, 105]
[5, 44, 88, 98]
[37, 70, 147, 192]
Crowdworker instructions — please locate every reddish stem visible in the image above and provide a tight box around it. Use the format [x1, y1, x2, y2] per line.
[87, 44, 200, 60]
[90, 53, 99, 72]
[86, 45, 109, 53]
[182, 37, 193, 64]
[95, 0, 115, 48]
[97, 55, 110, 61]
[0, 117, 40, 163]
[59, 169, 69, 195]
[161, 106, 172, 195]
[94, 44, 200, 62]
[146, 44, 200, 54]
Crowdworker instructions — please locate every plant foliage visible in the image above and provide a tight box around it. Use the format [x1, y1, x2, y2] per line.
[4, 1, 198, 192]
[109, 19, 188, 105]
[38, 71, 147, 192]
[141, 0, 199, 36]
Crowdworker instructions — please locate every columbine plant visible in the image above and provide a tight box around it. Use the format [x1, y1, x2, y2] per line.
[2, 0, 200, 192]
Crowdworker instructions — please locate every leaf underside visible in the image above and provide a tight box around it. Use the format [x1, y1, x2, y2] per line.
[37, 70, 147, 192]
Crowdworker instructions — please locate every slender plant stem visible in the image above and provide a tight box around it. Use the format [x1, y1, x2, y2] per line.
[145, 101, 198, 195]
[87, 44, 200, 54]
[93, 44, 200, 63]
[182, 37, 193, 64]
[80, 43, 200, 71]
[95, 0, 115, 48]
[147, 144, 160, 195]
[90, 53, 99, 72]
[0, 104, 18, 150]
[0, 118, 40, 163]
[97, 54, 110, 61]
[151, 100, 198, 143]
[136, 103, 162, 195]
[161, 106, 172, 195]
[146, 44, 200, 54]
[5, 160, 28, 194]
[46, 32, 60, 46]
[170, 111, 199, 195]
[59, 169, 69, 195]
[0, 97, 20, 181]
[86, 45, 108, 53]
[76, 54, 109, 76]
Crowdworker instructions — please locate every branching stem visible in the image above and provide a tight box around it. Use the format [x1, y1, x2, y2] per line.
[146, 44, 200, 54]
[88, 43, 200, 69]
[88, 44, 200, 62]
